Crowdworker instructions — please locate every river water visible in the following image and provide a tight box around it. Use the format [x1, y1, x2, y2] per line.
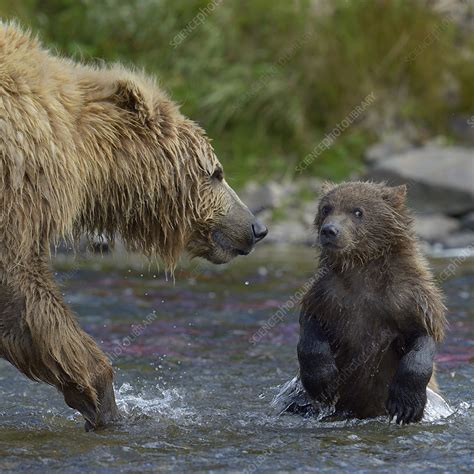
[0, 245, 472, 472]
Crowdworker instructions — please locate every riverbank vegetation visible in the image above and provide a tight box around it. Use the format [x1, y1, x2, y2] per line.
[1, 0, 472, 186]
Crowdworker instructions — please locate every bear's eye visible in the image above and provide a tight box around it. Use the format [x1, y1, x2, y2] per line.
[321, 205, 332, 217]
[211, 167, 224, 182]
[353, 208, 363, 218]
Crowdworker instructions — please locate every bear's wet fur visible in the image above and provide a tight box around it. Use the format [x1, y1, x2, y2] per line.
[0, 22, 265, 430]
[294, 181, 446, 423]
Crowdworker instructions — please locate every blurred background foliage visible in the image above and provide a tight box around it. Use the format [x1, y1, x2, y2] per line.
[0, 0, 472, 186]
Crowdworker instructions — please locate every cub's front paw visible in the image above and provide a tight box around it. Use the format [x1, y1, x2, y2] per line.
[386, 383, 427, 424]
[300, 364, 339, 405]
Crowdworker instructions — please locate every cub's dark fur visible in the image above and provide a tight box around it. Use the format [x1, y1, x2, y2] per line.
[294, 181, 446, 423]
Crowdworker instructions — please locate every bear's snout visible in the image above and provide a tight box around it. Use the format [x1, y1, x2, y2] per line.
[320, 223, 340, 246]
[252, 220, 268, 243]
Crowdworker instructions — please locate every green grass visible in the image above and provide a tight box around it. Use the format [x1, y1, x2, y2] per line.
[1, 0, 472, 186]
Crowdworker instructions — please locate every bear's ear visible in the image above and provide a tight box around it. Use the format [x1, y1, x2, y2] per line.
[320, 181, 337, 195]
[382, 184, 407, 208]
[112, 80, 152, 125]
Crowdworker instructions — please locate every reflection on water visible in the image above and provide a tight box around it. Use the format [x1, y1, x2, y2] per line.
[0, 245, 472, 472]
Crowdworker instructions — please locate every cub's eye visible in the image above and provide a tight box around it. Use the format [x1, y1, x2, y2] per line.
[353, 208, 363, 218]
[211, 168, 224, 181]
[321, 205, 331, 217]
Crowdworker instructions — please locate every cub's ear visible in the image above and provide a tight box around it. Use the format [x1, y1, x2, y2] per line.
[382, 184, 407, 208]
[112, 80, 152, 125]
[320, 181, 337, 195]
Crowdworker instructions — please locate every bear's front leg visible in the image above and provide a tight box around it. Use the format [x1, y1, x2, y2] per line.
[297, 313, 339, 406]
[386, 334, 435, 424]
[2, 251, 120, 430]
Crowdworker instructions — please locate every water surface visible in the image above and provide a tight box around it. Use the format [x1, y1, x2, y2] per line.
[0, 245, 472, 472]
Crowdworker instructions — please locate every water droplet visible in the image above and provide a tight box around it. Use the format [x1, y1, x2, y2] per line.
[257, 266, 268, 277]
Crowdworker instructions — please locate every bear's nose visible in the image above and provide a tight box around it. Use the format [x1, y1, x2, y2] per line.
[252, 220, 268, 243]
[321, 223, 339, 240]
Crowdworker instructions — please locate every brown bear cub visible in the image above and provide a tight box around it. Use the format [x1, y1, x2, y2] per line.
[285, 181, 446, 423]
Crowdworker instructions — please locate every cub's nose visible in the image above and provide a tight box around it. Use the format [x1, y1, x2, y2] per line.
[252, 220, 268, 243]
[320, 223, 339, 242]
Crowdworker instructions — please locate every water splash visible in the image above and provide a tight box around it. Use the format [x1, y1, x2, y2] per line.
[271, 376, 334, 420]
[272, 376, 457, 423]
[271, 376, 305, 415]
[423, 387, 455, 422]
[116, 382, 197, 423]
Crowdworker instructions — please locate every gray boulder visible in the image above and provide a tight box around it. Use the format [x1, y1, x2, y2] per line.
[413, 214, 460, 242]
[240, 181, 294, 214]
[449, 115, 474, 146]
[364, 132, 413, 164]
[441, 232, 474, 250]
[301, 200, 318, 228]
[460, 211, 474, 231]
[367, 146, 474, 215]
[265, 219, 313, 245]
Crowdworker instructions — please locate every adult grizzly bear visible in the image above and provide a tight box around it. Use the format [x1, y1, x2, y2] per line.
[0, 23, 267, 430]
[276, 182, 446, 424]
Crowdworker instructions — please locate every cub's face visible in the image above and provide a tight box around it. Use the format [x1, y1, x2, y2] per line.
[315, 182, 409, 260]
[187, 163, 267, 264]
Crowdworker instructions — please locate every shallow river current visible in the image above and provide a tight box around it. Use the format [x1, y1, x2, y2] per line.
[0, 245, 472, 472]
